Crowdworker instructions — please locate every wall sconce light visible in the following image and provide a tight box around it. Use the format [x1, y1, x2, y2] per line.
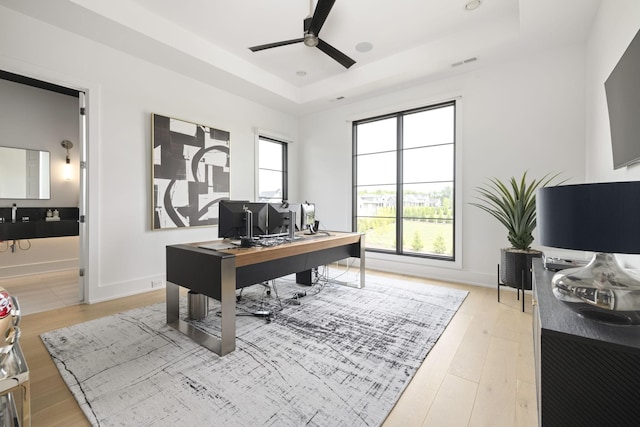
[61, 140, 73, 181]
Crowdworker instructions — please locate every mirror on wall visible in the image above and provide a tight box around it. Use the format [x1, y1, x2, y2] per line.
[0, 146, 50, 199]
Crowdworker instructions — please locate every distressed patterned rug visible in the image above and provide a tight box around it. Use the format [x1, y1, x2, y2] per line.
[41, 271, 467, 427]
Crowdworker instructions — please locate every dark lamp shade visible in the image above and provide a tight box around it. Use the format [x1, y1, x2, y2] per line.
[537, 181, 640, 254]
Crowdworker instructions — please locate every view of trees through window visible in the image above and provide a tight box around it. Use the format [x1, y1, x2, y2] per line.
[353, 101, 456, 259]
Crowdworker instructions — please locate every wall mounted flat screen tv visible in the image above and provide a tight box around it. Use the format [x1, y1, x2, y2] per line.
[605, 27, 640, 170]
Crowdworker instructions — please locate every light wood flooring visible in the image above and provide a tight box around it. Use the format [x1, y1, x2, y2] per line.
[16, 270, 537, 427]
[0, 270, 81, 316]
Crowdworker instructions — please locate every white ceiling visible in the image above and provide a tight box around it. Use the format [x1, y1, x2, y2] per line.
[1, 0, 601, 114]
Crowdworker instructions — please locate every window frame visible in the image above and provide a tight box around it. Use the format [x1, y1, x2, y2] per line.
[352, 100, 457, 261]
[256, 134, 289, 203]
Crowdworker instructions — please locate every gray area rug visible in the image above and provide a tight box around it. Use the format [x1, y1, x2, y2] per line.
[41, 271, 467, 427]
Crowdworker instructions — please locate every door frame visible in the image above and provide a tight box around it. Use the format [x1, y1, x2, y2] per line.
[0, 61, 99, 303]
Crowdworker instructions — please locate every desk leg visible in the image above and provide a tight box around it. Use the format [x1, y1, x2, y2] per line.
[359, 234, 365, 289]
[332, 236, 366, 289]
[166, 257, 237, 356]
[166, 281, 180, 325]
[219, 256, 236, 356]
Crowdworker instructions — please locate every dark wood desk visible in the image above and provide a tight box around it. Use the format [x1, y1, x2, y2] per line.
[166, 232, 365, 356]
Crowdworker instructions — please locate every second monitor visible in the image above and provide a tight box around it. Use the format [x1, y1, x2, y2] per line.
[218, 200, 268, 239]
[267, 203, 295, 235]
[287, 202, 317, 234]
[300, 202, 316, 233]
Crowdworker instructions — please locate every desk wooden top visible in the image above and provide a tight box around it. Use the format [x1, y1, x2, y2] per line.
[190, 231, 362, 268]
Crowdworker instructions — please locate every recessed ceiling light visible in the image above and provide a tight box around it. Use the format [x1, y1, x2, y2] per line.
[355, 42, 373, 53]
[465, 0, 481, 11]
[296, 70, 307, 77]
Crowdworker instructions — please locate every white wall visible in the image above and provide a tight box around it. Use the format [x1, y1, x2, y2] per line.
[299, 44, 587, 286]
[0, 78, 80, 277]
[584, 0, 640, 267]
[0, 6, 299, 302]
[0, 79, 80, 207]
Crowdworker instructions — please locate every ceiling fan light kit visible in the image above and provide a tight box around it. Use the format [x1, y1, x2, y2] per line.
[303, 34, 319, 47]
[465, 0, 482, 11]
[248, 0, 356, 69]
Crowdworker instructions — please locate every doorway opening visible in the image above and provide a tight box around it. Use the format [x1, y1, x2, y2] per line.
[0, 70, 88, 315]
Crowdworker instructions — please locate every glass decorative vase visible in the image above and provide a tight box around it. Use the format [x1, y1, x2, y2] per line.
[552, 252, 640, 325]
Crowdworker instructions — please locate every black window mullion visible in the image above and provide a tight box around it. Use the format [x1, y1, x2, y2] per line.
[281, 141, 288, 201]
[396, 113, 403, 255]
[352, 125, 358, 232]
[451, 103, 457, 260]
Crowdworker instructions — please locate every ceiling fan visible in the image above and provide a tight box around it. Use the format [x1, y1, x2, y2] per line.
[248, 0, 356, 69]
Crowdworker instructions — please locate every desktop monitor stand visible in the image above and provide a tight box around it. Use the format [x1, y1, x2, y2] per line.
[305, 220, 320, 235]
[288, 211, 296, 240]
[241, 209, 254, 247]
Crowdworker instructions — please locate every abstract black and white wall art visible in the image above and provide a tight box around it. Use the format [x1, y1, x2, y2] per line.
[152, 114, 230, 230]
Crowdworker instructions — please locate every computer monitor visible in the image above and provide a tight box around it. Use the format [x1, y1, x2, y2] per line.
[300, 202, 316, 233]
[247, 203, 269, 237]
[218, 200, 268, 238]
[267, 203, 293, 235]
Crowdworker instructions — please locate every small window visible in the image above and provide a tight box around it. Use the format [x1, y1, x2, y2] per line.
[257, 136, 288, 202]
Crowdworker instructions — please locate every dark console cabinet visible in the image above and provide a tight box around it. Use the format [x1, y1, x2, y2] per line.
[532, 259, 640, 426]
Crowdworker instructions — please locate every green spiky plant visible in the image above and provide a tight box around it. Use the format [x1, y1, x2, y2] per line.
[471, 172, 561, 250]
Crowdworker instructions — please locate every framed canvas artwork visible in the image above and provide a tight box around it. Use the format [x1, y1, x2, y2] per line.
[151, 113, 230, 230]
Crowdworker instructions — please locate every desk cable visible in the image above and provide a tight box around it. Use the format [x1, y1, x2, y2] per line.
[216, 261, 359, 323]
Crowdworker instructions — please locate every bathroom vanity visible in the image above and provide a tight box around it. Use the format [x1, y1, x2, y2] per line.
[0, 207, 79, 241]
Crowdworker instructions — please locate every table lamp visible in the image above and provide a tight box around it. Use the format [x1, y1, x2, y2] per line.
[537, 181, 640, 325]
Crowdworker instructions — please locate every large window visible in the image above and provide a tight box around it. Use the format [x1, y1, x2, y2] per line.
[257, 136, 288, 202]
[353, 101, 456, 260]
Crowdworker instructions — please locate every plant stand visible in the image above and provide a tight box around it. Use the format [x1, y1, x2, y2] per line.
[497, 264, 526, 312]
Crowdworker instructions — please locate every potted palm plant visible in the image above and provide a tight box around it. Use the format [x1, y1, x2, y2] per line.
[471, 172, 560, 290]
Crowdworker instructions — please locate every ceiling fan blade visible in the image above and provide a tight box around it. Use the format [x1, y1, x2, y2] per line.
[249, 38, 304, 52]
[317, 39, 356, 69]
[308, 0, 336, 36]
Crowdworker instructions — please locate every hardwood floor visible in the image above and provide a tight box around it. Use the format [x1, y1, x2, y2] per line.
[16, 270, 537, 427]
[380, 274, 537, 427]
[0, 270, 81, 315]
